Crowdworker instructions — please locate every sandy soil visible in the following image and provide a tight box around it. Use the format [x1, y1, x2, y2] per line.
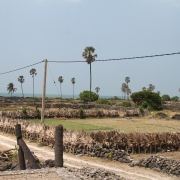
[0, 132, 179, 180]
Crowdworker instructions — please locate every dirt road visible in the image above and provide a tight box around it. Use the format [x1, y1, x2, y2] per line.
[0, 132, 179, 180]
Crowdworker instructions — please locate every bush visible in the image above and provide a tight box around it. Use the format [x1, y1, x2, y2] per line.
[79, 107, 84, 119]
[22, 107, 27, 115]
[161, 94, 171, 102]
[131, 91, 161, 110]
[79, 90, 99, 102]
[96, 98, 111, 105]
[36, 108, 41, 119]
[122, 101, 131, 107]
[171, 96, 179, 102]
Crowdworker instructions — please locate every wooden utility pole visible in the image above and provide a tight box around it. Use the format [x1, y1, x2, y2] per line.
[41, 59, 47, 124]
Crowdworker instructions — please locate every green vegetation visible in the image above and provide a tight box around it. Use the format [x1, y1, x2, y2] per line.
[171, 96, 179, 102]
[28, 119, 112, 131]
[96, 98, 111, 105]
[22, 107, 27, 115]
[79, 107, 84, 119]
[122, 101, 131, 107]
[79, 90, 99, 102]
[131, 91, 161, 110]
[27, 117, 180, 133]
[35, 108, 41, 119]
[161, 94, 171, 102]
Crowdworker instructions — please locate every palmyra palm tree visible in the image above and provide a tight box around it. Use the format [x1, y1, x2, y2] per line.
[30, 68, 37, 98]
[125, 77, 130, 87]
[142, 87, 146, 91]
[18, 76, 25, 98]
[126, 88, 131, 100]
[95, 87, 100, 95]
[71, 77, 76, 99]
[58, 76, 64, 98]
[157, 91, 160, 95]
[82, 46, 97, 101]
[7, 83, 17, 97]
[148, 84, 155, 92]
[121, 83, 128, 99]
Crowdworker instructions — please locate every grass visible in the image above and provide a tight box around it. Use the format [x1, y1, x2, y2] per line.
[28, 116, 180, 133]
[28, 119, 113, 131]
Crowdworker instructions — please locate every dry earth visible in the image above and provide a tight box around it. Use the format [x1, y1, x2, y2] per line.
[0, 132, 179, 180]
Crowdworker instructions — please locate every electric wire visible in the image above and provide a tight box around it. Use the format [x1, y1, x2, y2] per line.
[47, 62, 61, 97]
[0, 51, 180, 75]
[48, 52, 180, 63]
[0, 61, 43, 75]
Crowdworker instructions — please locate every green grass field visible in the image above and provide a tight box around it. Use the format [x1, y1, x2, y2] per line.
[28, 117, 180, 132]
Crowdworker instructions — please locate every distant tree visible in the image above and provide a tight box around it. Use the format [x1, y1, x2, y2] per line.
[147, 84, 155, 92]
[142, 87, 146, 91]
[71, 77, 76, 99]
[126, 88, 131, 100]
[161, 94, 171, 102]
[30, 68, 37, 98]
[58, 76, 64, 98]
[131, 91, 161, 110]
[82, 46, 97, 101]
[171, 96, 179, 102]
[125, 77, 130, 87]
[157, 91, 160, 96]
[7, 83, 17, 97]
[121, 83, 128, 99]
[18, 76, 25, 98]
[95, 87, 100, 95]
[79, 90, 99, 102]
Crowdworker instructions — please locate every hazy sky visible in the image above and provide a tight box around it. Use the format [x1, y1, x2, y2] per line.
[0, 0, 180, 97]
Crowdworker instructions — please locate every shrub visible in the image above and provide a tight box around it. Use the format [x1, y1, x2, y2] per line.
[79, 90, 99, 102]
[96, 98, 111, 105]
[22, 107, 27, 115]
[36, 108, 41, 119]
[171, 96, 179, 102]
[161, 94, 171, 102]
[122, 101, 131, 107]
[79, 107, 84, 119]
[131, 91, 161, 110]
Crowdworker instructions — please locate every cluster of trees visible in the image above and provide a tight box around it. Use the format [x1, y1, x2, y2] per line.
[142, 84, 160, 95]
[161, 94, 179, 102]
[121, 77, 131, 99]
[7, 68, 37, 97]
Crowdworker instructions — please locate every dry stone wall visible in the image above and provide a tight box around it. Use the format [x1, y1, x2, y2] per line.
[0, 117, 180, 156]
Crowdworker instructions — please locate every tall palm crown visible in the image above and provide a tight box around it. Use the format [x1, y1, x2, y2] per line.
[30, 68, 37, 98]
[7, 83, 17, 97]
[71, 78, 76, 99]
[82, 46, 97, 101]
[125, 77, 130, 86]
[148, 84, 155, 92]
[142, 87, 146, 91]
[95, 87, 100, 95]
[58, 76, 64, 98]
[18, 76, 25, 97]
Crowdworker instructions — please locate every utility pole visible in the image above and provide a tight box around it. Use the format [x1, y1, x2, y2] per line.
[41, 59, 47, 124]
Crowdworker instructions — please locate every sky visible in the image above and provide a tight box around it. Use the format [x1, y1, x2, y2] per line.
[0, 0, 180, 98]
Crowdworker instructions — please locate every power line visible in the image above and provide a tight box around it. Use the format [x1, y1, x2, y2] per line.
[0, 51, 180, 75]
[48, 52, 180, 63]
[47, 62, 61, 97]
[0, 61, 43, 75]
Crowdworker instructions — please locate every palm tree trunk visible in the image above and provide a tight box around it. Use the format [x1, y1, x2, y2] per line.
[33, 75, 34, 98]
[60, 83, 62, 98]
[73, 84, 74, 99]
[89, 63, 91, 101]
[21, 83, 24, 98]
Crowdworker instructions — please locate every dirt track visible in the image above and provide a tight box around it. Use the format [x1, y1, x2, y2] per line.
[0, 132, 179, 180]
